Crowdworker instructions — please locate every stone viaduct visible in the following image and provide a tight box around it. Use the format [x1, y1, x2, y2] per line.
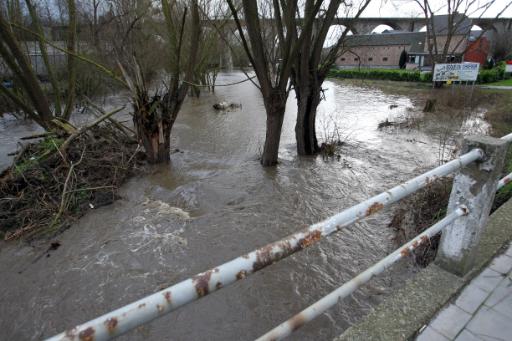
[333, 17, 511, 35]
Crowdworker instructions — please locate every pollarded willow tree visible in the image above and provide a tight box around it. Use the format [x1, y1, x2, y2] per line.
[122, 0, 202, 163]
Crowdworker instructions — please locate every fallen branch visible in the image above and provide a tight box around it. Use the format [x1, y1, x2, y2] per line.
[59, 106, 125, 154]
[50, 147, 85, 228]
[20, 132, 56, 140]
[84, 97, 136, 137]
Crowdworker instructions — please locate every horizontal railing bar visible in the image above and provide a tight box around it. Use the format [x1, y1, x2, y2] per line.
[501, 132, 512, 142]
[256, 206, 468, 341]
[497, 133, 512, 190]
[47, 149, 483, 341]
[497, 172, 512, 191]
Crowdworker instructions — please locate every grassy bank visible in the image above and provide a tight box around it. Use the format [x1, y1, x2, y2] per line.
[486, 79, 512, 86]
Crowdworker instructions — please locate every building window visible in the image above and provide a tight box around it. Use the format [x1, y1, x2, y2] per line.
[368, 57, 373, 61]
[340, 57, 345, 61]
[383, 57, 388, 61]
[354, 57, 359, 61]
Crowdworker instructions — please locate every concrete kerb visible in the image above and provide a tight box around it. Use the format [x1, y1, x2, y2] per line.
[335, 197, 512, 341]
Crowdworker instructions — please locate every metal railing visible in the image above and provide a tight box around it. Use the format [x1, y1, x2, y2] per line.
[48, 133, 512, 341]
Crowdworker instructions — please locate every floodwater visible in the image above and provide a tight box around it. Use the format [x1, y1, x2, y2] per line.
[0, 74, 489, 340]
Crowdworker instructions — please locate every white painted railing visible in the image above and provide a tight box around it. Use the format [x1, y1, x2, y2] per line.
[47, 133, 512, 341]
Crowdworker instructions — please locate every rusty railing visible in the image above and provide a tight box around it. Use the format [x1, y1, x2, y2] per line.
[48, 133, 512, 341]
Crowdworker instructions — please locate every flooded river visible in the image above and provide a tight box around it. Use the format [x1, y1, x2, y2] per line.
[0, 73, 489, 340]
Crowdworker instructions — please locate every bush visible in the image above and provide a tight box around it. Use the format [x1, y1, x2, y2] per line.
[477, 62, 509, 83]
[328, 64, 508, 84]
[328, 68, 424, 82]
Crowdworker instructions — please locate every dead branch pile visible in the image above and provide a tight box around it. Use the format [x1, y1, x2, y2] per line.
[388, 177, 452, 267]
[0, 125, 145, 241]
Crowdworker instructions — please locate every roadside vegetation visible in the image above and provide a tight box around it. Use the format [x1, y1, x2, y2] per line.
[328, 62, 511, 84]
[486, 78, 512, 86]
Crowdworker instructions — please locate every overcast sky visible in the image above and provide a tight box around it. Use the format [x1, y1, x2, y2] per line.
[361, 0, 512, 18]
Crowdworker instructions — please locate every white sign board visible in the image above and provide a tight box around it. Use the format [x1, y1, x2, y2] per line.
[506, 64, 512, 73]
[433, 63, 480, 82]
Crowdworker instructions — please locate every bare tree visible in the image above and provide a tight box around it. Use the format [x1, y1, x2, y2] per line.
[412, 0, 511, 66]
[493, 29, 512, 61]
[291, 0, 371, 155]
[226, 0, 320, 166]
[76, 0, 105, 48]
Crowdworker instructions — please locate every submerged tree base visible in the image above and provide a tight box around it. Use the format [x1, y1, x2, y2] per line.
[0, 126, 146, 241]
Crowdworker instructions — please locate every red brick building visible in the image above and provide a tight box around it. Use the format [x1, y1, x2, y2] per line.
[464, 36, 490, 65]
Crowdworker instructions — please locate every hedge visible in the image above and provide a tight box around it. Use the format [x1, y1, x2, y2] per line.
[477, 62, 510, 83]
[327, 68, 425, 82]
[328, 63, 509, 84]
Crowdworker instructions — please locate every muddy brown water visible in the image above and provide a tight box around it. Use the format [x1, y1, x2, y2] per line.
[0, 74, 489, 340]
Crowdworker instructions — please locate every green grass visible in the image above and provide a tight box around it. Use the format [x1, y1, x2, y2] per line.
[486, 78, 512, 86]
[13, 137, 63, 176]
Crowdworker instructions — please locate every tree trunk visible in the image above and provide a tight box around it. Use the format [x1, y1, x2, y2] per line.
[261, 92, 286, 166]
[137, 119, 172, 164]
[133, 93, 177, 164]
[295, 85, 321, 155]
[261, 111, 285, 166]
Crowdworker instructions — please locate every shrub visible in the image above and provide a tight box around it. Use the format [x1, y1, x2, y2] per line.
[328, 68, 423, 82]
[328, 64, 507, 84]
[477, 62, 508, 83]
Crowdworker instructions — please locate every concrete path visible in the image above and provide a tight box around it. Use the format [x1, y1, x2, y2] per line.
[416, 242, 512, 341]
[479, 85, 512, 90]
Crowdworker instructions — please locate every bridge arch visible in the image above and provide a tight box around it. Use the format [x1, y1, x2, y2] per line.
[471, 21, 497, 34]
[371, 24, 400, 34]
[350, 21, 405, 35]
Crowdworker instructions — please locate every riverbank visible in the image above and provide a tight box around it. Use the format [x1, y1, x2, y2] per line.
[0, 125, 146, 240]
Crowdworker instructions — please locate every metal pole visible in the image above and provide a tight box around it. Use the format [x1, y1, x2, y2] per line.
[495, 133, 511, 191]
[502, 132, 512, 142]
[256, 207, 468, 341]
[497, 172, 512, 190]
[47, 149, 484, 341]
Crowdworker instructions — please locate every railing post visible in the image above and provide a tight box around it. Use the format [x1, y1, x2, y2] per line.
[436, 135, 508, 276]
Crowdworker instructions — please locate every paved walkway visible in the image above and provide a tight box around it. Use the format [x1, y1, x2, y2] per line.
[479, 85, 512, 90]
[416, 242, 512, 341]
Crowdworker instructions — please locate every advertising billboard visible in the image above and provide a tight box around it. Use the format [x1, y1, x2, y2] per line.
[433, 63, 480, 82]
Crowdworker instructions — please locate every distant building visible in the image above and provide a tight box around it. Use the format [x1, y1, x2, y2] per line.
[336, 14, 491, 70]
[336, 32, 425, 69]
